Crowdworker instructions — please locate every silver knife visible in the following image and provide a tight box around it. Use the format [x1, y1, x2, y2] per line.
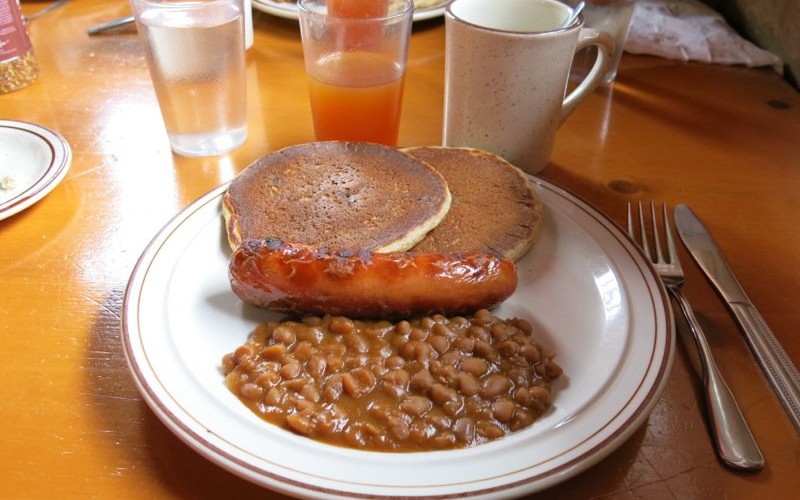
[674, 204, 800, 433]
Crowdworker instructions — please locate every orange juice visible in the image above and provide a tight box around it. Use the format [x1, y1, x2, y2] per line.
[328, 0, 389, 49]
[307, 51, 405, 146]
[329, 0, 389, 18]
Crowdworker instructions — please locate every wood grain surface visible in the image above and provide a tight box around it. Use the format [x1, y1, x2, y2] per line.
[2, 1, 799, 498]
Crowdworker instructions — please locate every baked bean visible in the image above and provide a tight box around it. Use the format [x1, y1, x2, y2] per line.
[439, 350, 461, 366]
[302, 316, 323, 327]
[369, 359, 389, 378]
[272, 326, 296, 345]
[478, 421, 505, 439]
[314, 416, 338, 437]
[265, 387, 283, 405]
[307, 355, 327, 379]
[233, 345, 254, 364]
[388, 416, 411, 440]
[286, 412, 313, 434]
[221, 353, 235, 373]
[466, 325, 489, 341]
[453, 417, 476, 443]
[457, 372, 481, 396]
[329, 316, 355, 335]
[528, 385, 552, 408]
[453, 336, 474, 353]
[442, 400, 463, 418]
[419, 316, 436, 330]
[399, 340, 418, 360]
[511, 318, 532, 335]
[280, 361, 302, 379]
[428, 413, 451, 430]
[473, 308, 494, 325]
[255, 371, 280, 389]
[497, 340, 519, 357]
[295, 397, 317, 413]
[259, 344, 286, 360]
[414, 342, 433, 364]
[473, 340, 495, 361]
[351, 367, 376, 389]
[543, 359, 563, 378]
[297, 326, 324, 344]
[284, 376, 311, 391]
[345, 333, 368, 353]
[490, 322, 509, 341]
[400, 395, 433, 417]
[240, 383, 263, 400]
[410, 368, 435, 392]
[429, 335, 450, 354]
[435, 363, 459, 385]
[409, 327, 428, 341]
[460, 356, 488, 376]
[508, 367, 533, 387]
[432, 432, 457, 449]
[385, 355, 405, 370]
[383, 369, 410, 387]
[430, 383, 458, 406]
[293, 340, 315, 361]
[491, 397, 516, 422]
[509, 409, 534, 431]
[482, 374, 512, 398]
[326, 355, 344, 372]
[448, 316, 470, 330]
[432, 322, 454, 339]
[394, 320, 412, 336]
[223, 311, 561, 452]
[322, 375, 343, 402]
[519, 342, 540, 362]
[326, 342, 346, 357]
[300, 383, 320, 403]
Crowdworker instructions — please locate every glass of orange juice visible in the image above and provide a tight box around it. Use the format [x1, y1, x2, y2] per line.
[298, 0, 414, 147]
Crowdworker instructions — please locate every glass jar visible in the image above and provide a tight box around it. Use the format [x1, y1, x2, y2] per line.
[0, 0, 38, 93]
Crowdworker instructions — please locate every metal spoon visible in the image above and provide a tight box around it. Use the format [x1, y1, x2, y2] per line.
[564, 1, 585, 27]
[86, 15, 135, 36]
[26, 0, 70, 22]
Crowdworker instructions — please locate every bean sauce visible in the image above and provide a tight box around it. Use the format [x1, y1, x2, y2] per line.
[222, 309, 562, 452]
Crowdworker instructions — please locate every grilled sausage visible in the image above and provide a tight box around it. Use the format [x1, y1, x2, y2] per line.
[229, 238, 518, 319]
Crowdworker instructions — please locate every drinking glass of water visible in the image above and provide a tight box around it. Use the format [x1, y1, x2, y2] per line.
[130, 0, 248, 157]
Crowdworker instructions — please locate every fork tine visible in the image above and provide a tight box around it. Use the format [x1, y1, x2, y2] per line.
[650, 202, 665, 264]
[663, 203, 680, 267]
[636, 202, 652, 261]
[626, 202, 634, 238]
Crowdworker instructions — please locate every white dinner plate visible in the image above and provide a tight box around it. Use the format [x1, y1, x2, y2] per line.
[252, 0, 449, 22]
[0, 120, 71, 221]
[122, 176, 673, 499]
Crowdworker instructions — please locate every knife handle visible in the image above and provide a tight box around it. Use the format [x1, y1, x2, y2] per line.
[730, 302, 800, 433]
[671, 289, 764, 470]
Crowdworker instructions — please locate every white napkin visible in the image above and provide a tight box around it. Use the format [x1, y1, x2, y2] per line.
[624, 0, 783, 73]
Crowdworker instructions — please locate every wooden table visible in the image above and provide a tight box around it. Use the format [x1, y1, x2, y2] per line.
[3, 1, 799, 498]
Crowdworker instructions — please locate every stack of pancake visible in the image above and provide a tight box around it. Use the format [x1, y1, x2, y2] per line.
[223, 142, 544, 261]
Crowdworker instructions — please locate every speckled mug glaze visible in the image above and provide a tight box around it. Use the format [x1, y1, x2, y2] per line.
[443, 0, 613, 174]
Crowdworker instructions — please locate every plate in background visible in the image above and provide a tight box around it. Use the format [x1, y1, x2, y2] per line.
[252, 0, 449, 22]
[0, 120, 72, 221]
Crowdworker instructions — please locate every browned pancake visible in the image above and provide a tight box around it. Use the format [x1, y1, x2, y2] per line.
[404, 146, 543, 261]
[223, 142, 452, 252]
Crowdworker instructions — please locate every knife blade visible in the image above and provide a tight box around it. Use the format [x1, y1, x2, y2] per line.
[674, 204, 800, 433]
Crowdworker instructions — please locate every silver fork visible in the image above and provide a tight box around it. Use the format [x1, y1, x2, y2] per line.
[628, 202, 764, 471]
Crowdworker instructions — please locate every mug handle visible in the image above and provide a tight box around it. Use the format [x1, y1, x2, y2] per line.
[561, 28, 615, 121]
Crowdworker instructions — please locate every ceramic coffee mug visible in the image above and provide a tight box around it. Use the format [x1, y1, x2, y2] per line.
[443, 0, 613, 174]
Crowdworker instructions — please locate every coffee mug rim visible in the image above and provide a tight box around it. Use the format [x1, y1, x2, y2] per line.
[445, 0, 582, 36]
